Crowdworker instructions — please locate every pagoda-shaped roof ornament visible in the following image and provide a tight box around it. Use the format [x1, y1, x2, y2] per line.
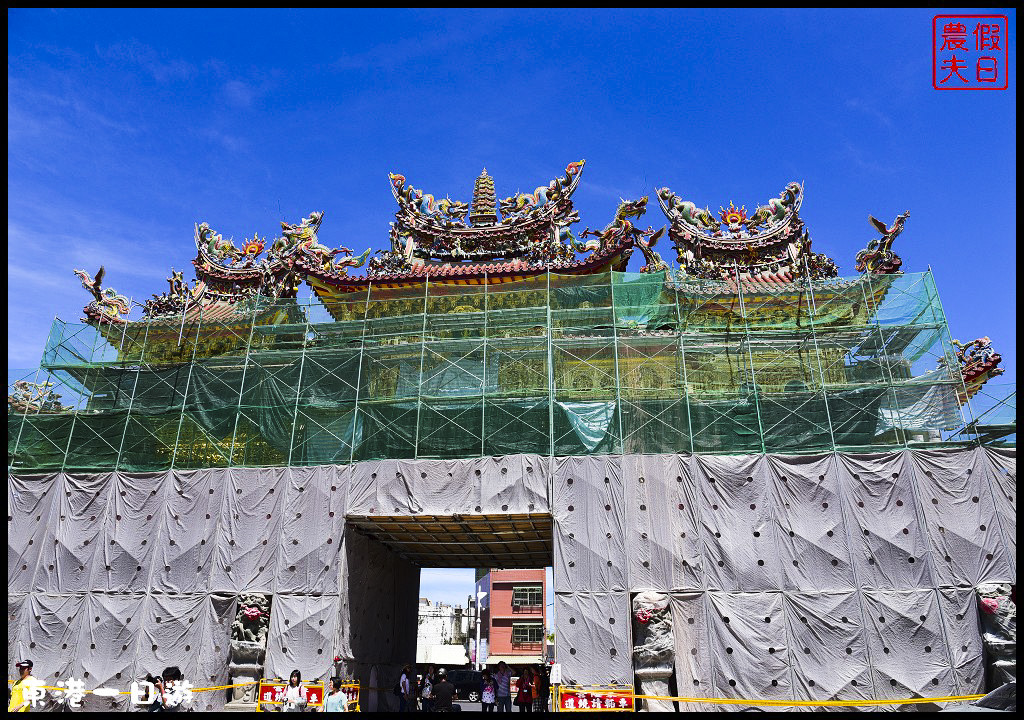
[470, 168, 498, 226]
[379, 161, 596, 271]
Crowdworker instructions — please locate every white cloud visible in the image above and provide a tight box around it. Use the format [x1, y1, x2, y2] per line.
[419, 568, 477, 607]
[96, 39, 195, 83]
[839, 139, 902, 175]
[844, 98, 894, 130]
[223, 79, 257, 108]
[197, 126, 246, 153]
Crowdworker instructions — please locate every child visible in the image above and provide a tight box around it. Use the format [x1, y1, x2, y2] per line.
[481, 670, 497, 712]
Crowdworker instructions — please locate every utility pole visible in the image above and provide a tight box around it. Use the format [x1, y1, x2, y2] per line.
[475, 591, 488, 670]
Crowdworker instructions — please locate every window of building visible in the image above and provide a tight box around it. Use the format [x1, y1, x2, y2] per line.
[512, 622, 544, 644]
[512, 585, 543, 607]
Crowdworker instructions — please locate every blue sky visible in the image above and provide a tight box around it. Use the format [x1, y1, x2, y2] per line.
[8, 9, 1016, 606]
[419, 567, 555, 629]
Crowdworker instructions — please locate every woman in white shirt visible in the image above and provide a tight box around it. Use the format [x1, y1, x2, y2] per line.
[282, 669, 306, 712]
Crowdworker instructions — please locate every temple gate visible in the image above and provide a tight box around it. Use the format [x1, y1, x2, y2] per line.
[8, 164, 1014, 710]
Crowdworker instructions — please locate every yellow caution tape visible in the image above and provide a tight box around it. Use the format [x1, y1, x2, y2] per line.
[11, 680, 259, 695]
[11, 678, 983, 708]
[190, 681, 261, 692]
[633, 693, 987, 707]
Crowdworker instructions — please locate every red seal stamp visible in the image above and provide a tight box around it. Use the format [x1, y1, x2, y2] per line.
[933, 15, 1009, 90]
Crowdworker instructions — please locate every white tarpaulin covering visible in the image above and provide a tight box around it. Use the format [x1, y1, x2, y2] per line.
[7, 465, 419, 712]
[346, 455, 548, 516]
[552, 446, 1015, 708]
[7, 446, 1016, 710]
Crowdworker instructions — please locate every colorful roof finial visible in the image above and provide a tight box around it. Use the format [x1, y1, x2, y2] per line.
[470, 167, 498, 226]
[657, 181, 840, 281]
[719, 202, 747, 231]
[856, 211, 909, 274]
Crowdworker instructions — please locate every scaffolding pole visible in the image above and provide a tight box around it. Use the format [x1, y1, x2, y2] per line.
[170, 305, 204, 469]
[228, 297, 263, 465]
[674, 282, 696, 455]
[801, 261, 838, 453]
[547, 270, 556, 458]
[734, 262, 767, 455]
[286, 301, 313, 466]
[609, 272, 626, 454]
[413, 277, 430, 459]
[114, 315, 152, 471]
[349, 285, 373, 465]
[861, 272, 909, 448]
[925, 266, 978, 440]
[481, 272, 488, 458]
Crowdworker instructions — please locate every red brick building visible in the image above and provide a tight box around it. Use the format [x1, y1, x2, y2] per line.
[474, 568, 546, 667]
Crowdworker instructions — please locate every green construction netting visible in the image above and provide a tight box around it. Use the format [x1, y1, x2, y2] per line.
[9, 270, 989, 472]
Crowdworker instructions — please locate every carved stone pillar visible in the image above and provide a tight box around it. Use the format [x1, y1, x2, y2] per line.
[976, 583, 1017, 690]
[228, 593, 272, 704]
[631, 591, 674, 712]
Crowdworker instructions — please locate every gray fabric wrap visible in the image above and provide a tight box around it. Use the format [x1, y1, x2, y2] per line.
[552, 447, 1014, 706]
[7, 446, 1015, 710]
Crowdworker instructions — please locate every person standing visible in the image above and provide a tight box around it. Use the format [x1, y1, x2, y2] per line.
[144, 673, 164, 712]
[514, 667, 534, 713]
[481, 670, 497, 713]
[324, 677, 348, 713]
[282, 669, 306, 713]
[493, 662, 512, 712]
[418, 664, 434, 713]
[398, 665, 414, 712]
[8, 660, 42, 713]
[430, 668, 456, 713]
[161, 666, 184, 713]
[532, 666, 548, 712]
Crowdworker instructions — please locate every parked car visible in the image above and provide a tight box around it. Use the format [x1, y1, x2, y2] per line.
[446, 669, 484, 702]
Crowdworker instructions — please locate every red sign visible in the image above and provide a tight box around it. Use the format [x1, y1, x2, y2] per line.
[559, 687, 634, 711]
[933, 15, 1009, 90]
[302, 685, 323, 707]
[256, 681, 325, 709]
[257, 681, 286, 706]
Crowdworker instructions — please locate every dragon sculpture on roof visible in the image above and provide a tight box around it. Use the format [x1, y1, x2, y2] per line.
[577, 196, 664, 272]
[268, 211, 372, 275]
[498, 160, 585, 223]
[936, 336, 1005, 404]
[388, 174, 472, 227]
[8, 380, 68, 414]
[196, 222, 244, 265]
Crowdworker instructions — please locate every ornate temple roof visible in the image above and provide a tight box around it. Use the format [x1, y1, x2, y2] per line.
[657, 182, 912, 289]
[656, 182, 840, 282]
[74, 161, 675, 326]
[379, 160, 587, 268]
[71, 173, 926, 335]
[951, 337, 1005, 401]
[71, 172, 921, 332]
[303, 160, 669, 297]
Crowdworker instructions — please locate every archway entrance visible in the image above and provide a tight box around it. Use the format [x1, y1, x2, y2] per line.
[345, 513, 552, 568]
[344, 513, 552, 710]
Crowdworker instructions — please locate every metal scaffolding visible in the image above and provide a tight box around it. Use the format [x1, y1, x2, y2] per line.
[8, 270, 1000, 473]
